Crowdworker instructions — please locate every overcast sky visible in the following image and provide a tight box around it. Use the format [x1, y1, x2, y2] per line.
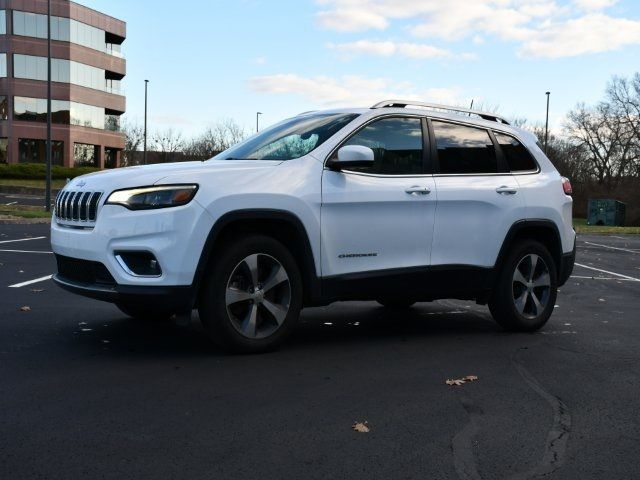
[84, 0, 640, 136]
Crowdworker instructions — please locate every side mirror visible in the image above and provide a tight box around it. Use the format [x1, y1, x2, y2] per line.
[327, 145, 375, 171]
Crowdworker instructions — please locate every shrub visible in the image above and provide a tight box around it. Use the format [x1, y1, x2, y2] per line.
[0, 163, 99, 180]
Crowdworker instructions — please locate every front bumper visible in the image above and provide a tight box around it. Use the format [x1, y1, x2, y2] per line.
[51, 200, 214, 287]
[53, 273, 195, 311]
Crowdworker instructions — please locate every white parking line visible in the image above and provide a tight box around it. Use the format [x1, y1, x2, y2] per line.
[574, 262, 640, 282]
[583, 241, 639, 254]
[0, 249, 53, 254]
[5, 201, 18, 206]
[571, 275, 639, 282]
[0, 236, 46, 245]
[8, 275, 53, 288]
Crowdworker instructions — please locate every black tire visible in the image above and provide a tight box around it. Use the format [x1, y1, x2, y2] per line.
[198, 234, 303, 353]
[116, 303, 174, 321]
[376, 299, 416, 309]
[489, 240, 558, 332]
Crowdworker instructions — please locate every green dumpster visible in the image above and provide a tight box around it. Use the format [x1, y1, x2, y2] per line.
[587, 199, 626, 226]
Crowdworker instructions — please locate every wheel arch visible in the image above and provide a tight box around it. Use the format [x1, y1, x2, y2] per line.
[193, 209, 321, 307]
[494, 220, 563, 280]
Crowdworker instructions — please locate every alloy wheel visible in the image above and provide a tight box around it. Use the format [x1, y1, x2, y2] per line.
[225, 253, 291, 339]
[511, 254, 551, 319]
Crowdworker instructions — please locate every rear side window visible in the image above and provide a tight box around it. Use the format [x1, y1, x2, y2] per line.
[342, 117, 423, 175]
[432, 121, 497, 174]
[494, 132, 538, 172]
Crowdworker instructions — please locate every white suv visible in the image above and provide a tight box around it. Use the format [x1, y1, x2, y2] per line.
[51, 100, 576, 352]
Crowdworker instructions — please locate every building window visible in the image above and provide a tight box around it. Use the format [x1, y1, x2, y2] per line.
[18, 138, 64, 165]
[13, 54, 116, 94]
[104, 148, 118, 169]
[0, 138, 8, 163]
[0, 96, 7, 120]
[14, 96, 117, 130]
[12, 10, 121, 55]
[0, 53, 6, 77]
[0, 10, 6, 35]
[74, 143, 98, 167]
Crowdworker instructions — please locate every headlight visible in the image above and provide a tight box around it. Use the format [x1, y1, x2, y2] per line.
[105, 185, 198, 210]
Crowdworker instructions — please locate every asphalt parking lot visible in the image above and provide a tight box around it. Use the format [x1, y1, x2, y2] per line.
[1, 224, 639, 480]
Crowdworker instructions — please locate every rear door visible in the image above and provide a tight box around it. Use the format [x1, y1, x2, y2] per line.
[429, 119, 526, 268]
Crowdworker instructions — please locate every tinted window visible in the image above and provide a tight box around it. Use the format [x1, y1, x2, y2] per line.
[216, 113, 358, 161]
[494, 132, 538, 172]
[342, 117, 423, 175]
[432, 121, 497, 174]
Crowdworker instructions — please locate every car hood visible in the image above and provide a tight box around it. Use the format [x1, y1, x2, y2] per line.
[63, 160, 283, 192]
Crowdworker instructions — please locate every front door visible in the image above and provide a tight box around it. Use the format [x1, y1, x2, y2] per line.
[321, 116, 437, 277]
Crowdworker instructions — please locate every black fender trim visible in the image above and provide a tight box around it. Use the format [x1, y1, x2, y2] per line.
[193, 209, 322, 306]
[493, 219, 564, 282]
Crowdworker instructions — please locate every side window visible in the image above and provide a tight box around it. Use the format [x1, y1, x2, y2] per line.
[494, 132, 538, 172]
[432, 121, 498, 174]
[341, 117, 423, 175]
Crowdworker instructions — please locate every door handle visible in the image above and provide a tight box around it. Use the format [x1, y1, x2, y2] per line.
[405, 186, 431, 195]
[496, 186, 518, 195]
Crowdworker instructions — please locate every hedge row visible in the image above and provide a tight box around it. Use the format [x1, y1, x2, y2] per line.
[0, 163, 99, 180]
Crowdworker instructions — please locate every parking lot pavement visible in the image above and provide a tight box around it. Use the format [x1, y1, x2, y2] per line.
[1, 224, 639, 480]
[0, 192, 47, 208]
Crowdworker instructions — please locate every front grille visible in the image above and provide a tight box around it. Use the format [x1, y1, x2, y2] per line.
[56, 255, 116, 286]
[55, 190, 103, 222]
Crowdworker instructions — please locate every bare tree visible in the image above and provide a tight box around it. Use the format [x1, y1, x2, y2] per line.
[121, 119, 145, 166]
[152, 128, 185, 163]
[565, 101, 638, 186]
[183, 119, 248, 160]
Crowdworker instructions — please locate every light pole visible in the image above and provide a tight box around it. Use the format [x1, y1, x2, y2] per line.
[45, 0, 52, 211]
[256, 112, 262, 133]
[544, 91, 551, 154]
[143, 80, 149, 164]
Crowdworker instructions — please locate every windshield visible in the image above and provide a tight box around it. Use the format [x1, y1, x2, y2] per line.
[215, 113, 359, 161]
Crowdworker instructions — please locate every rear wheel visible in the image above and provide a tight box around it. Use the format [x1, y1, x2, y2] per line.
[116, 303, 173, 322]
[198, 235, 303, 353]
[489, 240, 557, 332]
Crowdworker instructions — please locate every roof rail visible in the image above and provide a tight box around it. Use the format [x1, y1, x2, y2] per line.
[371, 100, 510, 125]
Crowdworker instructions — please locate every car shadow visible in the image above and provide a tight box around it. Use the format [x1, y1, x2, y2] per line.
[69, 301, 504, 358]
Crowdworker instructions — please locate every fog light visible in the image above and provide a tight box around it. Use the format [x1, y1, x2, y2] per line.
[115, 251, 162, 277]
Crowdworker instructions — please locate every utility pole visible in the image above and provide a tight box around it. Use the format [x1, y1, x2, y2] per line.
[45, 0, 52, 211]
[544, 91, 551, 154]
[143, 80, 149, 164]
[256, 112, 262, 133]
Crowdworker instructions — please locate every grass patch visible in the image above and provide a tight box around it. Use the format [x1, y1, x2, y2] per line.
[0, 204, 51, 219]
[0, 163, 98, 180]
[574, 218, 640, 234]
[0, 178, 68, 189]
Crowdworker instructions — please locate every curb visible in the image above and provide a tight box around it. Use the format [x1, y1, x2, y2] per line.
[0, 185, 60, 196]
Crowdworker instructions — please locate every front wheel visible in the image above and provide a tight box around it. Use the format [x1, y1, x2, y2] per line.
[489, 240, 557, 332]
[198, 235, 303, 353]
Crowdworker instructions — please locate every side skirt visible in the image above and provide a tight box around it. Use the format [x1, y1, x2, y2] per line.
[319, 265, 495, 304]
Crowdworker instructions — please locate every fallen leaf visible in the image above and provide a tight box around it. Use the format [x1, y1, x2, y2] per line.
[20, 306, 31, 312]
[352, 421, 370, 433]
[446, 375, 478, 386]
[446, 379, 466, 386]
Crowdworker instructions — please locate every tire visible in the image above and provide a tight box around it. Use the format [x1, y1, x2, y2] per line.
[376, 299, 416, 309]
[489, 240, 558, 332]
[198, 234, 303, 353]
[116, 303, 174, 322]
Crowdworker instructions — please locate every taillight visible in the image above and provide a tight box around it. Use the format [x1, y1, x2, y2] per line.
[561, 177, 573, 196]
